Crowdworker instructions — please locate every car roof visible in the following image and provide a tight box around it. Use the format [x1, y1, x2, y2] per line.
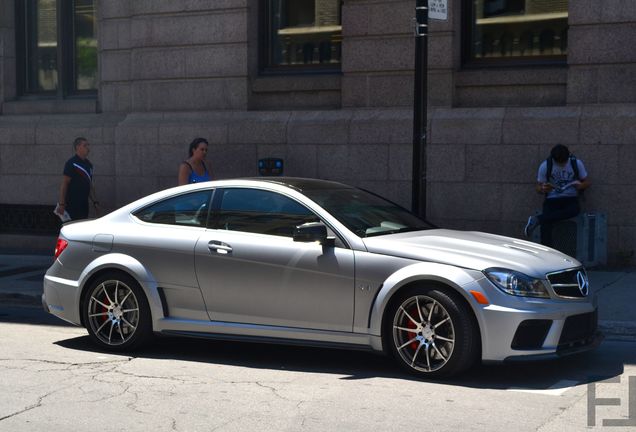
[241, 177, 353, 192]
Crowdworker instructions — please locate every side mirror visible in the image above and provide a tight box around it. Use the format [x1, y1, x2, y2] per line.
[293, 222, 333, 245]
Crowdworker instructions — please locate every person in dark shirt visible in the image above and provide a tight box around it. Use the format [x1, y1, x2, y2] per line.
[55, 137, 100, 220]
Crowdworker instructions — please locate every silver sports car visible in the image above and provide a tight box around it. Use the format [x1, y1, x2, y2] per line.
[43, 178, 602, 378]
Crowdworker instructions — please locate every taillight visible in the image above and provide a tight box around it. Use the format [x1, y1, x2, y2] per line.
[54, 238, 69, 259]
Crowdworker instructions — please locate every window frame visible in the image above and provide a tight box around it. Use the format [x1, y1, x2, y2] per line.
[258, 0, 343, 75]
[15, 0, 97, 98]
[208, 187, 349, 248]
[209, 187, 321, 238]
[133, 190, 214, 229]
[461, 0, 568, 69]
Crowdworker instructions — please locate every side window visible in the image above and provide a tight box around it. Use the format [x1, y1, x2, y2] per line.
[16, 0, 97, 96]
[260, 0, 342, 73]
[214, 188, 319, 237]
[134, 190, 212, 227]
[464, 0, 568, 65]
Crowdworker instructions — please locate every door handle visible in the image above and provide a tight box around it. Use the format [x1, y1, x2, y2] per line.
[208, 240, 233, 255]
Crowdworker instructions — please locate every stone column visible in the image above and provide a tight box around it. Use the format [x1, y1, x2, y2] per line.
[0, 0, 16, 109]
[98, 1, 132, 112]
[567, 1, 636, 104]
[100, 1, 249, 113]
[341, 0, 414, 108]
[341, 0, 454, 108]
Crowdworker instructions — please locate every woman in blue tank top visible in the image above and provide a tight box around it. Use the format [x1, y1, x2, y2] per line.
[178, 138, 212, 185]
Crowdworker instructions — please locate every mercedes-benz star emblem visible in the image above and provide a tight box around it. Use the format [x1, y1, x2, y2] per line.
[576, 271, 589, 296]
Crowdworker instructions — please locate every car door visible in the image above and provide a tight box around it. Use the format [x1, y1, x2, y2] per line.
[194, 187, 355, 332]
[128, 189, 213, 320]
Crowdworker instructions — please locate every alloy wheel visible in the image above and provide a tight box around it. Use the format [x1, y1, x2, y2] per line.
[392, 295, 456, 373]
[87, 279, 140, 346]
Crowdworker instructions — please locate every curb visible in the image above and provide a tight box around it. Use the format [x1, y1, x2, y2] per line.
[0, 293, 41, 306]
[599, 320, 636, 342]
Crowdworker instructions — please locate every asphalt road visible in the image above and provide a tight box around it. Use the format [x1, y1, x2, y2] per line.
[1, 305, 635, 432]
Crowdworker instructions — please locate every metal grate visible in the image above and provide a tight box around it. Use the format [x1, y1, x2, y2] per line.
[587, 213, 596, 263]
[547, 268, 587, 298]
[532, 212, 607, 267]
[0, 204, 61, 235]
[527, 0, 568, 14]
[558, 310, 598, 348]
[511, 319, 552, 350]
[550, 219, 578, 258]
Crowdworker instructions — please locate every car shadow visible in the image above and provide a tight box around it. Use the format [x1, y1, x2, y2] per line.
[5, 305, 631, 388]
[0, 304, 74, 327]
[54, 333, 634, 389]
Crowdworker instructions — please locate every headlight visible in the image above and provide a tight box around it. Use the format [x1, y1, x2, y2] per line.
[484, 268, 550, 298]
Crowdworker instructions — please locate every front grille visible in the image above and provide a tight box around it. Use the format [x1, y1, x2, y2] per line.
[511, 319, 552, 350]
[558, 310, 598, 350]
[547, 268, 587, 298]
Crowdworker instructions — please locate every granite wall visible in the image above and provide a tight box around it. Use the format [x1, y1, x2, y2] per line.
[1, 0, 635, 264]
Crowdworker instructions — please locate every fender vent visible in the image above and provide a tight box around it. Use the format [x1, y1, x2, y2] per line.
[157, 287, 170, 318]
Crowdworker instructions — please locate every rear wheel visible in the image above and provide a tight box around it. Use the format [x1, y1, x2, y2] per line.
[386, 287, 479, 378]
[82, 271, 152, 351]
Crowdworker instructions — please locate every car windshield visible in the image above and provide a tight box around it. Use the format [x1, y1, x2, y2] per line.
[302, 187, 432, 238]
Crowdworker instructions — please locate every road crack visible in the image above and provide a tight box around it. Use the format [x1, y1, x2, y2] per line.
[0, 383, 76, 422]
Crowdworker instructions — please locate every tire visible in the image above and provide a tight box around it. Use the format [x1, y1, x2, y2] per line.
[82, 271, 152, 351]
[385, 286, 479, 379]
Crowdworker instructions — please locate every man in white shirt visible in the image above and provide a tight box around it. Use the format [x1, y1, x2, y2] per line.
[524, 144, 591, 247]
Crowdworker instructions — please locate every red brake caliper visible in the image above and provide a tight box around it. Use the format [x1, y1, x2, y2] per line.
[100, 290, 109, 329]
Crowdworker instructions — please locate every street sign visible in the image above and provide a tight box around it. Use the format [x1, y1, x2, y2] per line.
[429, 0, 448, 21]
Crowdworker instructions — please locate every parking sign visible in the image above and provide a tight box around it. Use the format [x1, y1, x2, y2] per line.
[429, 0, 448, 21]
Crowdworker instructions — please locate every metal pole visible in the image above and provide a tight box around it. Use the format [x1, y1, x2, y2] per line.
[412, 0, 428, 218]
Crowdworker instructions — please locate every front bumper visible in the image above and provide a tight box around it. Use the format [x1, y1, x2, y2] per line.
[504, 330, 604, 362]
[469, 277, 601, 362]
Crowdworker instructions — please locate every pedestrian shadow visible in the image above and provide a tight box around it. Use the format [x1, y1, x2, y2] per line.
[54, 334, 633, 388]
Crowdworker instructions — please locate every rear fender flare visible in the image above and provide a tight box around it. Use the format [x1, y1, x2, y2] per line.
[75, 253, 162, 325]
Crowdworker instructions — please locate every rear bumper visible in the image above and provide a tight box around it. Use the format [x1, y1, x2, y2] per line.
[43, 273, 82, 326]
[41, 293, 49, 313]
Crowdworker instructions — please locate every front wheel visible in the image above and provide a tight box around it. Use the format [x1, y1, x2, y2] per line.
[386, 287, 479, 378]
[82, 271, 152, 351]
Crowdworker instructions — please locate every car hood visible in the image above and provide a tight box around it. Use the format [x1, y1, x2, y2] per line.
[362, 229, 581, 278]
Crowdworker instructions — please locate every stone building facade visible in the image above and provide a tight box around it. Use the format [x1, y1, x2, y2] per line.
[0, 0, 635, 265]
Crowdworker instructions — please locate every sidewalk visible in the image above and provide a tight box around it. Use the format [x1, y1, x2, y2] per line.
[0, 253, 53, 305]
[0, 252, 634, 340]
[589, 270, 636, 341]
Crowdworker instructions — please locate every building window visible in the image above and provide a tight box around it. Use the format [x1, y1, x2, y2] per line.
[261, 0, 342, 73]
[16, 0, 97, 96]
[464, 0, 568, 65]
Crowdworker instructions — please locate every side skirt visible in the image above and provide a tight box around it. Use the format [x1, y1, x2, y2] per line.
[155, 317, 384, 352]
[161, 330, 378, 352]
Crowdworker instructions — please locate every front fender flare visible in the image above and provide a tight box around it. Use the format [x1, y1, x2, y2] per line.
[368, 262, 484, 338]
